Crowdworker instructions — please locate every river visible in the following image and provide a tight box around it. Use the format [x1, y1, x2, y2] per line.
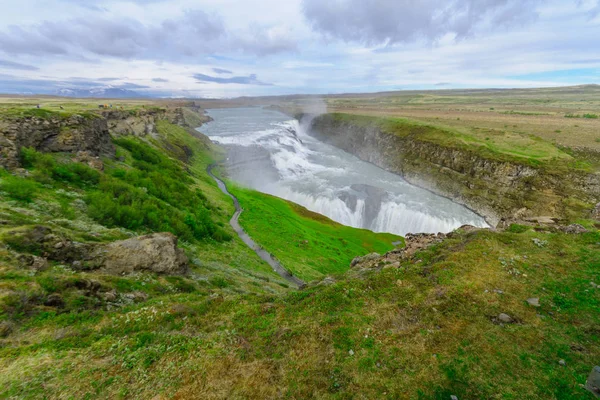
[200, 107, 488, 236]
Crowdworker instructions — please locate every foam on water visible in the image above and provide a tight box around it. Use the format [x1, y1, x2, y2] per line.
[201, 107, 488, 236]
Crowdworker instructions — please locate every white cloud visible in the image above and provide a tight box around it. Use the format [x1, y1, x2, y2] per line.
[0, 0, 598, 97]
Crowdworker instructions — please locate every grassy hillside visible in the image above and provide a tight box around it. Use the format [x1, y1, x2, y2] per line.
[231, 187, 402, 281]
[1, 224, 598, 399]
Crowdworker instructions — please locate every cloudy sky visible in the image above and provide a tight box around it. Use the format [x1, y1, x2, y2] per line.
[0, 0, 599, 98]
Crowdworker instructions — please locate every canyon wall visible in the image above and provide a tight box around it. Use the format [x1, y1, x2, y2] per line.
[309, 114, 599, 226]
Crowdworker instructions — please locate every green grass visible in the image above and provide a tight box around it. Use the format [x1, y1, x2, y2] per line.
[231, 186, 402, 281]
[320, 113, 576, 168]
[1, 226, 597, 399]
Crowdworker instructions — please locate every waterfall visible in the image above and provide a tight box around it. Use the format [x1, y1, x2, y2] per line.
[202, 107, 488, 236]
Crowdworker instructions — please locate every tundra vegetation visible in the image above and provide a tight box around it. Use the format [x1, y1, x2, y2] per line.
[0, 90, 599, 399]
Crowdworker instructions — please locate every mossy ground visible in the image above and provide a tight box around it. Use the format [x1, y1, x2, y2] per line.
[1, 225, 598, 399]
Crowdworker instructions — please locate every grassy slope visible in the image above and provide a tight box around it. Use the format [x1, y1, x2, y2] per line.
[322, 113, 588, 171]
[1, 226, 598, 399]
[231, 186, 402, 282]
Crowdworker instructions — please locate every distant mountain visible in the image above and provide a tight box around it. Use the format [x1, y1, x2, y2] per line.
[55, 86, 148, 99]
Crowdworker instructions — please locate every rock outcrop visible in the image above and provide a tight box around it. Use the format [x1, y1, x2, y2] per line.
[91, 233, 188, 275]
[0, 113, 114, 169]
[309, 114, 600, 226]
[0, 105, 209, 169]
[4, 226, 188, 275]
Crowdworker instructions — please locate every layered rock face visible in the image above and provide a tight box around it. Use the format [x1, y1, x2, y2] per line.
[0, 114, 114, 169]
[309, 114, 600, 225]
[0, 106, 202, 169]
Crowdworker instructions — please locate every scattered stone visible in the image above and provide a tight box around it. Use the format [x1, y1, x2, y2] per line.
[586, 366, 600, 397]
[350, 253, 381, 267]
[44, 293, 65, 308]
[526, 297, 541, 307]
[559, 359, 566, 367]
[560, 224, 589, 234]
[498, 313, 513, 323]
[591, 282, 599, 289]
[348, 349, 354, 356]
[493, 289, 504, 295]
[451, 396, 459, 400]
[532, 238, 548, 248]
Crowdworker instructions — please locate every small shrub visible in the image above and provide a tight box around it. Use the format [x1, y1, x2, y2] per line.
[0, 175, 38, 202]
[209, 277, 230, 288]
[507, 224, 529, 233]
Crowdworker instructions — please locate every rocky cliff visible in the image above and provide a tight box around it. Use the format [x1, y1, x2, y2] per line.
[0, 113, 114, 169]
[0, 106, 207, 169]
[309, 114, 600, 225]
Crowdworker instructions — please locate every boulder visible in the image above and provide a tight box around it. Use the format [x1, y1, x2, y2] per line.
[497, 313, 513, 323]
[586, 366, 600, 397]
[7, 226, 188, 276]
[92, 232, 188, 275]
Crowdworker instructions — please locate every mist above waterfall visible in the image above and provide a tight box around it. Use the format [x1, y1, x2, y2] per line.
[201, 107, 488, 236]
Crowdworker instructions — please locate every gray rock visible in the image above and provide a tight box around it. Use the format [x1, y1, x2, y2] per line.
[586, 366, 600, 397]
[350, 253, 381, 267]
[498, 313, 513, 323]
[526, 297, 541, 307]
[450, 396, 459, 400]
[559, 359, 566, 366]
[91, 232, 188, 275]
[560, 224, 588, 234]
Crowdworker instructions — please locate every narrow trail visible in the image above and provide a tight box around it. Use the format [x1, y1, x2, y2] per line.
[207, 164, 306, 289]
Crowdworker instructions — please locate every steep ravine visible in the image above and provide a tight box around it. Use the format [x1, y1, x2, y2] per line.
[308, 114, 600, 226]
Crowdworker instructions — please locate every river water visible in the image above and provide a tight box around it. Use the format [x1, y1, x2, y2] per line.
[200, 107, 487, 236]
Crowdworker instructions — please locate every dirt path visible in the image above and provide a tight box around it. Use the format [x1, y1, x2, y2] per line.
[207, 165, 306, 289]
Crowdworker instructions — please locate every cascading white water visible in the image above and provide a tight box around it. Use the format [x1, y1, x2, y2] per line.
[200, 107, 488, 236]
